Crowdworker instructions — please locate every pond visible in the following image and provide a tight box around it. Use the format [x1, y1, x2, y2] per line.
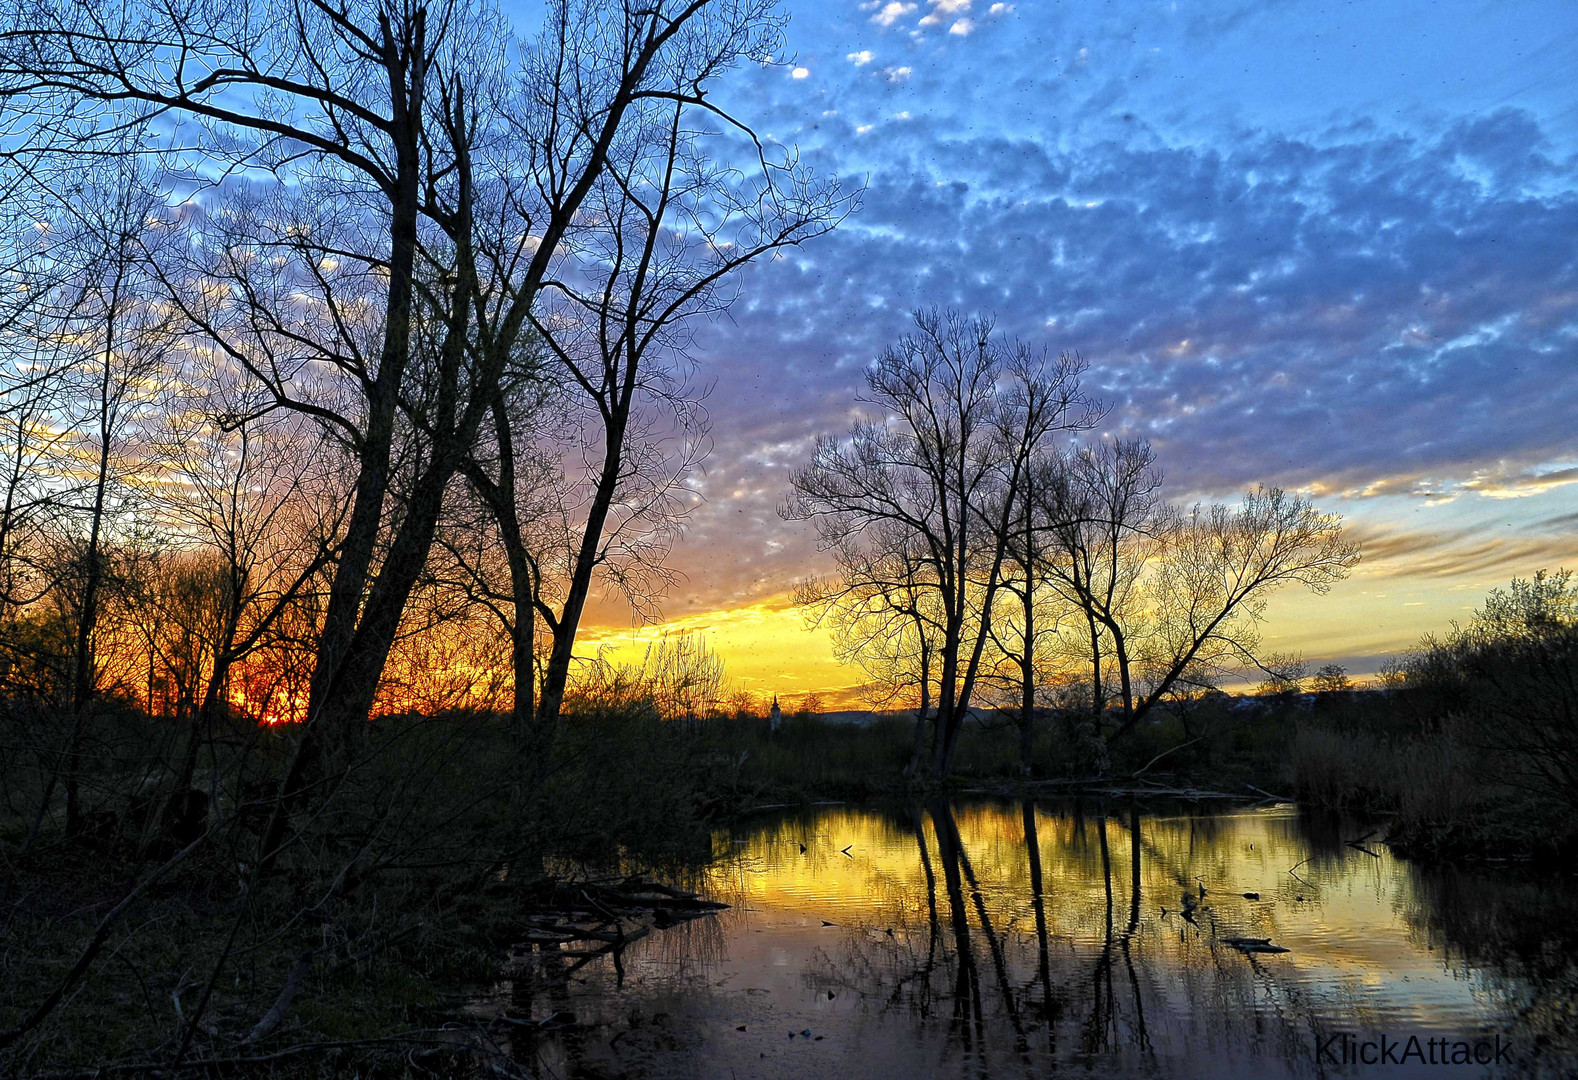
[481, 800, 1578, 1078]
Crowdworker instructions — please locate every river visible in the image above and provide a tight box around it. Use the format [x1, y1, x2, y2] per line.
[480, 799, 1578, 1078]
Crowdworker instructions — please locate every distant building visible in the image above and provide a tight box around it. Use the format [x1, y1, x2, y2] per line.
[769, 695, 782, 731]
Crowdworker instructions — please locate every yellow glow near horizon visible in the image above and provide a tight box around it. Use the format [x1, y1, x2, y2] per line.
[578, 567, 1548, 705]
[578, 482, 1576, 704]
[578, 594, 874, 709]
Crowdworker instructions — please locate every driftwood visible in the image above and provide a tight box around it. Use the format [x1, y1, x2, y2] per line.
[1222, 936, 1290, 954]
[509, 876, 727, 987]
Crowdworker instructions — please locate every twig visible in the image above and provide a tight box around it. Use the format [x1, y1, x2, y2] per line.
[1245, 784, 1292, 802]
[0, 829, 210, 1051]
[242, 948, 316, 1044]
[1130, 737, 1201, 779]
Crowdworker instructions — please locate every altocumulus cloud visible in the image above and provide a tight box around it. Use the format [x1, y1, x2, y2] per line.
[570, 0, 1578, 621]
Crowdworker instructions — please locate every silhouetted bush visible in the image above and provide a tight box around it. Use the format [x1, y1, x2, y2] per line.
[1291, 570, 1578, 859]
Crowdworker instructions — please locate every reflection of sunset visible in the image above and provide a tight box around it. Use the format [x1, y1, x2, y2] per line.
[498, 800, 1563, 1079]
[704, 802, 1498, 1025]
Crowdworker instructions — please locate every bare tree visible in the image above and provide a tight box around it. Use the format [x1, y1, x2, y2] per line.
[15, 162, 177, 837]
[1115, 488, 1359, 741]
[0, 0, 803, 746]
[787, 309, 1096, 780]
[144, 375, 343, 792]
[795, 521, 943, 777]
[471, 92, 854, 767]
[1038, 437, 1166, 735]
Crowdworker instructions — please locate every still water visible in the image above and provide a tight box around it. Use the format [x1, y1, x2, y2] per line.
[488, 800, 1578, 1078]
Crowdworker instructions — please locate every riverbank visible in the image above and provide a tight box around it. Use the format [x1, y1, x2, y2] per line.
[5, 682, 1571, 1076]
[717, 689, 1578, 864]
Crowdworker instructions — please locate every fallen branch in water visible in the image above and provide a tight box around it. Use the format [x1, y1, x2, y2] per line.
[507, 876, 728, 988]
[1346, 831, 1381, 857]
[1244, 783, 1293, 802]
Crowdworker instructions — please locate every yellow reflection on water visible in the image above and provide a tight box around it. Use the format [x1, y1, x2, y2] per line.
[500, 801, 1573, 1079]
[707, 801, 1497, 1030]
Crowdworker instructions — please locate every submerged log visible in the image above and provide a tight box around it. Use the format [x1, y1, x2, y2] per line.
[1222, 936, 1290, 954]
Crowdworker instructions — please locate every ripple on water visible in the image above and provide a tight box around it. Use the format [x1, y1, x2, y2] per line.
[484, 800, 1578, 1079]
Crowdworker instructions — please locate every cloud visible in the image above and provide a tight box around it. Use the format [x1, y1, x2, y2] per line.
[846, 50, 875, 66]
[630, 101, 1578, 616]
[1537, 511, 1578, 533]
[790, 66, 809, 80]
[871, 2, 915, 27]
[1345, 522, 1578, 580]
[948, 18, 975, 36]
[1461, 465, 1578, 499]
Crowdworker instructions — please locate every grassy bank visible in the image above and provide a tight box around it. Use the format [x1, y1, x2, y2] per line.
[1287, 707, 1578, 861]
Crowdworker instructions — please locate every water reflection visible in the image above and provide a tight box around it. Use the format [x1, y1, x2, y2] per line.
[486, 800, 1578, 1078]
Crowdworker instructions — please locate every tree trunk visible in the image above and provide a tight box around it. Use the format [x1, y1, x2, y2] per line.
[1019, 570, 1036, 777]
[302, 35, 425, 737]
[536, 408, 630, 728]
[905, 639, 933, 781]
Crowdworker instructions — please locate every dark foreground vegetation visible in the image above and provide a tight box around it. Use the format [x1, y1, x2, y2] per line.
[4, 577, 1573, 1075]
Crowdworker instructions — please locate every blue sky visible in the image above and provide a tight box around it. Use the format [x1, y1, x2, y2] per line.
[565, 0, 1578, 689]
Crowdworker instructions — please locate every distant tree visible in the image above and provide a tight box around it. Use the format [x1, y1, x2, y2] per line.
[1038, 437, 1164, 735]
[1408, 569, 1578, 814]
[1375, 654, 1411, 690]
[1111, 489, 1357, 741]
[725, 688, 763, 721]
[794, 520, 943, 777]
[1311, 663, 1351, 694]
[637, 632, 729, 724]
[1255, 654, 1309, 698]
[795, 691, 824, 720]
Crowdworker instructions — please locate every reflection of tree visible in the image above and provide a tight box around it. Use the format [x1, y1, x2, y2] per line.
[940, 802, 1031, 1062]
[863, 802, 1362, 1074]
[1405, 866, 1578, 1076]
[1021, 801, 1060, 1059]
[566, 801, 1567, 1080]
[931, 800, 986, 1063]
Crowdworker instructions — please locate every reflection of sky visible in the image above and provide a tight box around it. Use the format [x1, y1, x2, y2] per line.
[513, 802, 1553, 1078]
[709, 803, 1497, 1027]
[524, 1, 1578, 696]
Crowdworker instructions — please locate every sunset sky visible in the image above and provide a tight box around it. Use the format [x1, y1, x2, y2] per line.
[564, 0, 1578, 705]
